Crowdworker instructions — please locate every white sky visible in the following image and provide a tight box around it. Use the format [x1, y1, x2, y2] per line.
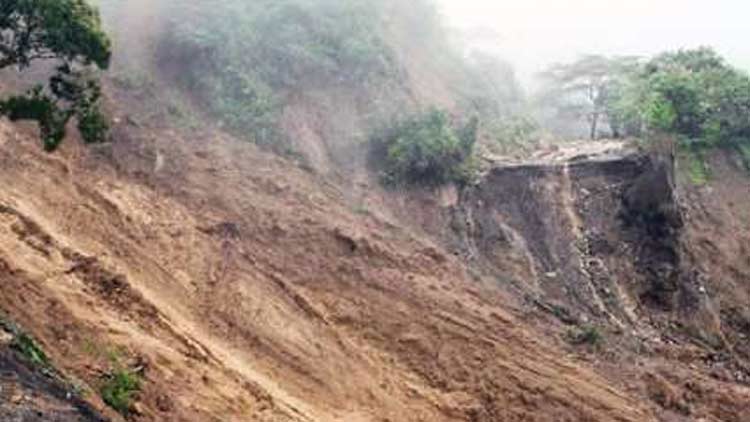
[437, 0, 750, 82]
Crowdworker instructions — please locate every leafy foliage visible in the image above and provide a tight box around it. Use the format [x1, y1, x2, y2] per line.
[0, 0, 111, 151]
[12, 332, 50, 368]
[566, 325, 603, 348]
[0, 315, 52, 371]
[100, 367, 141, 416]
[680, 149, 711, 185]
[538, 55, 641, 140]
[160, 0, 397, 146]
[622, 48, 750, 146]
[371, 108, 478, 186]
[484, 115, 540, 154]
[542, 48, 750, 170]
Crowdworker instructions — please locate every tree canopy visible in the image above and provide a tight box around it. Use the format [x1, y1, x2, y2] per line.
[539, 48, 750, 167]
[538, 55, 640, 140]
[636, 47, 750, 150]
[0, 0, 111, 151]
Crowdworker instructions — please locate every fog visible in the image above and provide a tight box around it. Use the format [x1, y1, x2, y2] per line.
[438, 0, 750, 86]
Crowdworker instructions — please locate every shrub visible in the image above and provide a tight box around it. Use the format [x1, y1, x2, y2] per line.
[0, 314, 49, 369]
[680, 149, 711, 185]
[77, 106, 110, 144]
[12, 332, 50, 369]
[566, 325, 603, 348]
[371, 108, 478, 187]
[100, 367, 142, 416]
[485, 115, 540, 153]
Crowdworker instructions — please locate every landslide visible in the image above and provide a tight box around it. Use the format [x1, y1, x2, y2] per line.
[1, 1, 749, 421]
[0, 116, 660, 421]
[386, 140, 750, 422]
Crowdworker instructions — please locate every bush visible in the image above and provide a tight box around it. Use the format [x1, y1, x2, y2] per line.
[77, 106, 110, 144]
[12, 332, 51, 368]
[371, 108, 477, 186]
[484, 115, 540, 153]
[100, 368, 142, 416]
[566, 325, 603, 348]
[680, 149, 711, 185]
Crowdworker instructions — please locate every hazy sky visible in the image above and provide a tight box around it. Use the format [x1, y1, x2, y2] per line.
[437, 0, 750, 82]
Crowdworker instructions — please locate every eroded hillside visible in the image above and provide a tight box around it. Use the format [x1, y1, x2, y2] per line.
[2, 1, 750, 420]
[2, 101, 750, 421]
[0, 116, 679, 421]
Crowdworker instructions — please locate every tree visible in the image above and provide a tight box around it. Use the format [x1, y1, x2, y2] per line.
[538, 55, 640, 140]
[0, 0, 111, 151]
[628, 47, 750, 151]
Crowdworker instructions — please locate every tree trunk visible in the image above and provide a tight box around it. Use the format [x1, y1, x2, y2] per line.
[590, 113, 599, 140]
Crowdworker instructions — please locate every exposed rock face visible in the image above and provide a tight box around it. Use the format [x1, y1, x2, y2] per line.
[455, 145, 687, 325]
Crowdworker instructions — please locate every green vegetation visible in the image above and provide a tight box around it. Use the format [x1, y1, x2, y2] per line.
[154, 0, 530, 160]
[637, 48, 750, 150]
[12, 332, 51, 368]
[371, 108, 478, 187]
[624, 48, 750, 180]
[541, 48, 750, 178]
[538, 55, 641, 140]
[80, 338, 143, 416]
[159, 0, 396, 147]
[680, 149, 711, 185]
[484, 115, 541, 154]
[0, 315, 53, 373]
[739, 144, 750, 170]
[0, 0, 111, 151]
[566, 325, 603, 348]
[100, 367, 142, 416]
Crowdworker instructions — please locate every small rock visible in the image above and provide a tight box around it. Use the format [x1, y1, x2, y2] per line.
[0, 330, 13, 345]
[132, 402, 145, 415]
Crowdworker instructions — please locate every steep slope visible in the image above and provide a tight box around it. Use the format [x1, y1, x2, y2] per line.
[0, 119, 662, 421]
[394, 140, 750, 422]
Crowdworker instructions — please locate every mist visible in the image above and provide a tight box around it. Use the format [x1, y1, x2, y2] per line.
[438, 0, 750, 87]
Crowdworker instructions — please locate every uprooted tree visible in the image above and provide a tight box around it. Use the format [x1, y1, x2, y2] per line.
[0, 0, 112, 151]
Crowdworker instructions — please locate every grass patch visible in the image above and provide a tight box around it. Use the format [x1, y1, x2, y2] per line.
[0, 314, 52, 372]
[566, 325, 604, 348]
[12, 332, 50, 368]
[679, 149, 711, 185]
[100, 367, 142, 416]
[81, 338, 144, 416]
